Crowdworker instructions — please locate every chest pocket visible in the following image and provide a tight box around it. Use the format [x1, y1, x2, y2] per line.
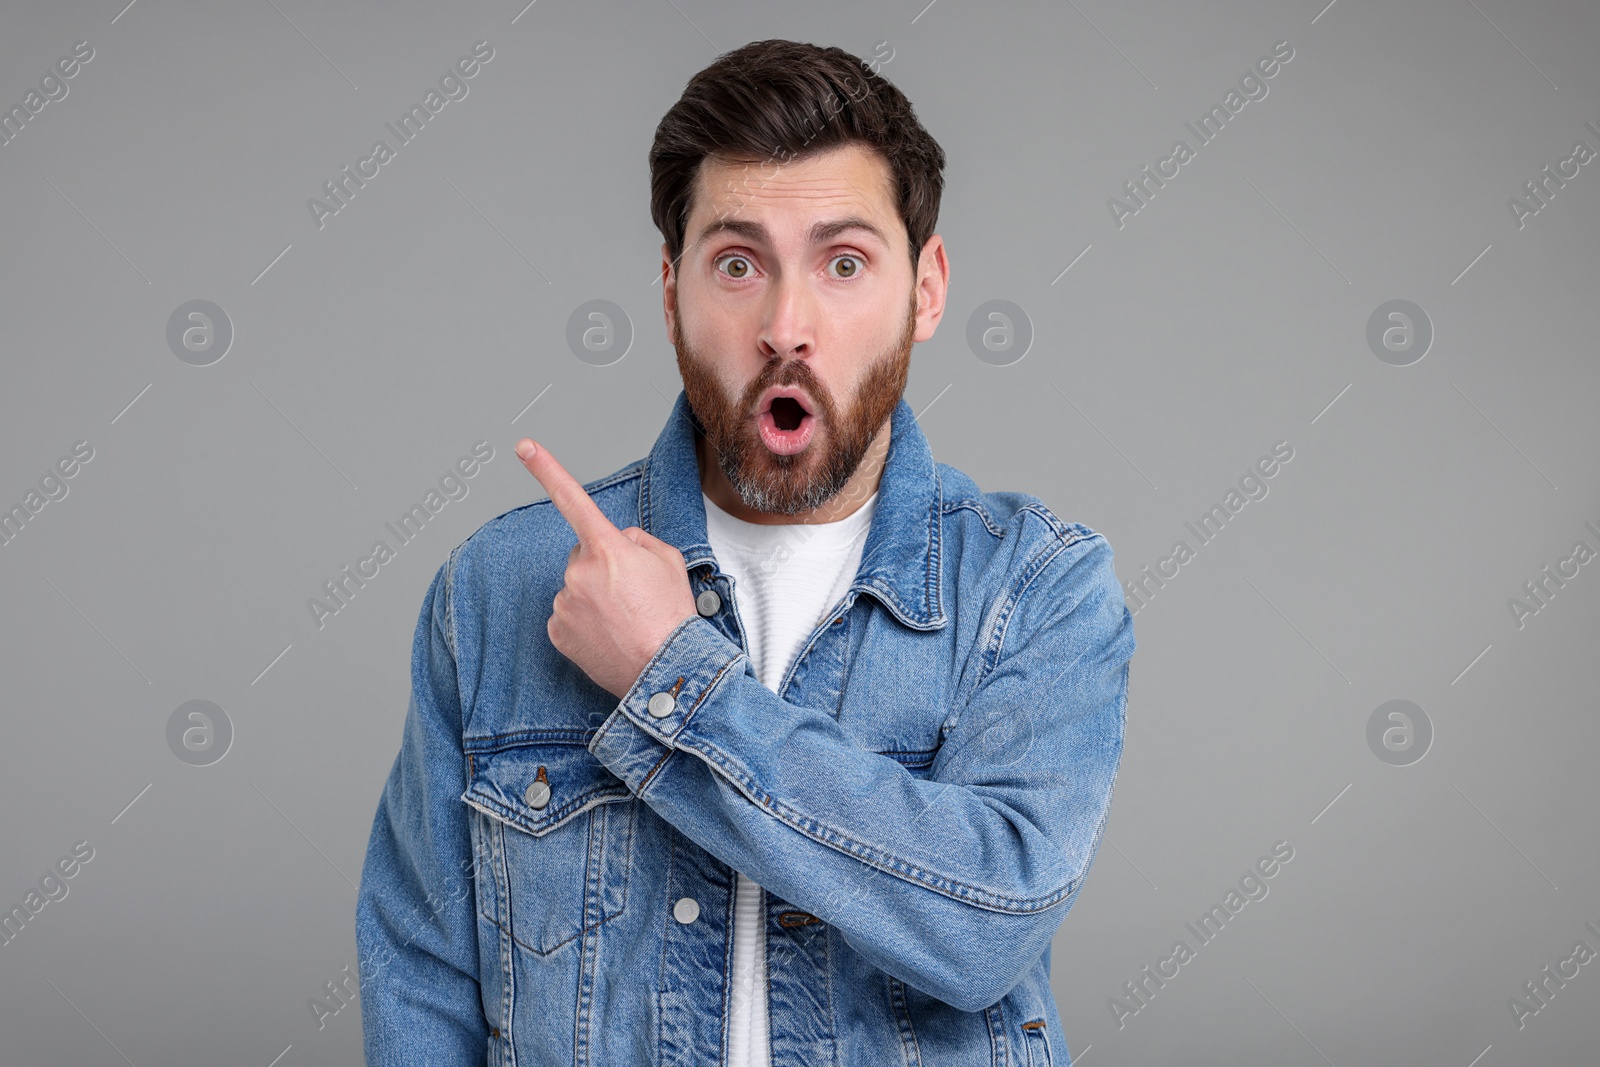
[461, 738, 636, 956]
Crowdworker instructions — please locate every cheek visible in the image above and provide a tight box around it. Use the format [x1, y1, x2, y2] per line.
[810, 369, 856, 418]
[685, 316, 749, 372]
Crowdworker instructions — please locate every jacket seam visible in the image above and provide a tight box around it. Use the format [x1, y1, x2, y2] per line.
[476, 462, 645, 542]
[442, 544, 465, 666]
[463, 786, 631, 839]
[941, 510, 1103, 742]
[941, 498, 1006, 539]
[927, 461, 944, 623]
[1018, 503, 1095, 548]
[671, 738, 1079, 911]
[888, 975, 924, 1066]
[985, 1001, 1008, 1067]
[465, 729, 599, 750]
[637, 744, 676, 795]
[944, 530, 1085, 746]
[656, 834, 674, 1063]
[980, 532, 1086, 692]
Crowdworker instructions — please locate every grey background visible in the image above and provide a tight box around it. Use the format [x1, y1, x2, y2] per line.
[1, 0, 1595, 1063]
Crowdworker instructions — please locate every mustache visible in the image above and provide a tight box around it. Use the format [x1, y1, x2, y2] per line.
[745, 367, 827, 414]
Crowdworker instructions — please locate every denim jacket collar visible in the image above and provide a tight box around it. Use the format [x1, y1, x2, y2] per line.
[639, 389, 948, 632]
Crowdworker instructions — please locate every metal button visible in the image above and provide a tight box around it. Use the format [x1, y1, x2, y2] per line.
[524, 780, 550, 809]
[673, 896, 700, 924]
[696, 589, 721, 616]
[648, 692, 676, 718]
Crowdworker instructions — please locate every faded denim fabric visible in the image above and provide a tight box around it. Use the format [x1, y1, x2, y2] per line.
[355, 389, 1135, 1066]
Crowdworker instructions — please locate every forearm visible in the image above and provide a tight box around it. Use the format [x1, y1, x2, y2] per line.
[589, 608, 1129, 1012]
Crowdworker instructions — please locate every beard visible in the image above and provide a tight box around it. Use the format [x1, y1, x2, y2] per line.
[674, 287, 918, 517]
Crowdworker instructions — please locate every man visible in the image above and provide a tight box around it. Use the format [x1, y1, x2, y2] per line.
[356, 38, 1135, 1066]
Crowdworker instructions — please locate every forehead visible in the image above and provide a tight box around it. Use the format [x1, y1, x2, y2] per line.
[687, 142, 899, 248]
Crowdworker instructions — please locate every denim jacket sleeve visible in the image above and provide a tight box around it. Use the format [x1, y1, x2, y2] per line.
[355, 555, 490, 1063]
[587, 530, 1134, 1013]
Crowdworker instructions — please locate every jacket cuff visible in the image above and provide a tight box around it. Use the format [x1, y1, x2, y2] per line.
[587, 614, 745, 796]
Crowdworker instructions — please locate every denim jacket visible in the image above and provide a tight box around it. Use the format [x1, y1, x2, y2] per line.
[355, 389, 1136, 1066]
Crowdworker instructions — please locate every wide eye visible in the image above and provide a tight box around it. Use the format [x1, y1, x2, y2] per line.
[716, 254, 754, 279]
[829, 254, 863, 279]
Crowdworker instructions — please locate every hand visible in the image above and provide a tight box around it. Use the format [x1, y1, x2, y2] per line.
[515, 438, 698, 699]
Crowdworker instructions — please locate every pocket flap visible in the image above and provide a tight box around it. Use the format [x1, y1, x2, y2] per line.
[461, 739, 631, 837]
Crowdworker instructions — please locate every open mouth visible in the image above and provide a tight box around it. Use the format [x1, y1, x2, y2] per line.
[769, 395, 807, 431]
[758, 392, 816, 455]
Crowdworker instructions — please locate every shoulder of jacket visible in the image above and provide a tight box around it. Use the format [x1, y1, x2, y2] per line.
[935, 460, 1106, 558]
[446, 456, 647, 577]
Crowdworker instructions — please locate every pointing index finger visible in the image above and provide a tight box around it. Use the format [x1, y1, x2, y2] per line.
[515, 439, 619, 549]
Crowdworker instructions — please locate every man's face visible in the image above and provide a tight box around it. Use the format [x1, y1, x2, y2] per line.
[666, 142, 928, 516]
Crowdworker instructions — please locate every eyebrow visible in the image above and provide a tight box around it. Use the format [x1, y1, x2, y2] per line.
[691, 215, 892, 254]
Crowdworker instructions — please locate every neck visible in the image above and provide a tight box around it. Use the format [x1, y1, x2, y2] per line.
[696, 419, 890, 525]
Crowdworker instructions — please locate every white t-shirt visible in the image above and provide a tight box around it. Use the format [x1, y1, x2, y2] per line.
[700, 487, 879, 1067]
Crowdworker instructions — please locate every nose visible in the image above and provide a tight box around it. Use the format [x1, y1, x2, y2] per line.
[759, 273, 815, 362]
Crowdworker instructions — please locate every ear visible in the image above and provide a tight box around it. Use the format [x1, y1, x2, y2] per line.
[912, 234, 949, 343]
[661, 243, 679, 343]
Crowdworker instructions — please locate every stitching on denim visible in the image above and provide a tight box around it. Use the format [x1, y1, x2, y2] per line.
[888, 975, 923, 1066]
[1017, 502, 1096, 548]
[776, 589, 855, 697]
[478, 462, 645, 542]
[463, 786, 631, 840]
[941, 531, 1072, 741]
[983, 1002, 1005, 1067]
[718, 873, 735, 1066]
[903, 979, 924, 1066]
[685, 654, 738, 722]
[671, 741, 1079, 911]
[468, 809, 630, 958]
[984, 534, 1074, 687]
[656, 831, 675, 1057]
[853, 578, 923, 630]
[760, 890, 776, 1067]
[927, 461, 943, 623]
[466, 729, 597, 749]
[494, 812, 515, 1052]
[575, 790, 606, 1065]
[943, 498, 1007, 539]
[638, 746, 674, 794]
[822, 911, 837, 1065]
[984, 523, 1111, 701]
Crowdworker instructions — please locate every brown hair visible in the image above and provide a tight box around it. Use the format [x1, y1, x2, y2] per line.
[649, 39, 946, 278]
